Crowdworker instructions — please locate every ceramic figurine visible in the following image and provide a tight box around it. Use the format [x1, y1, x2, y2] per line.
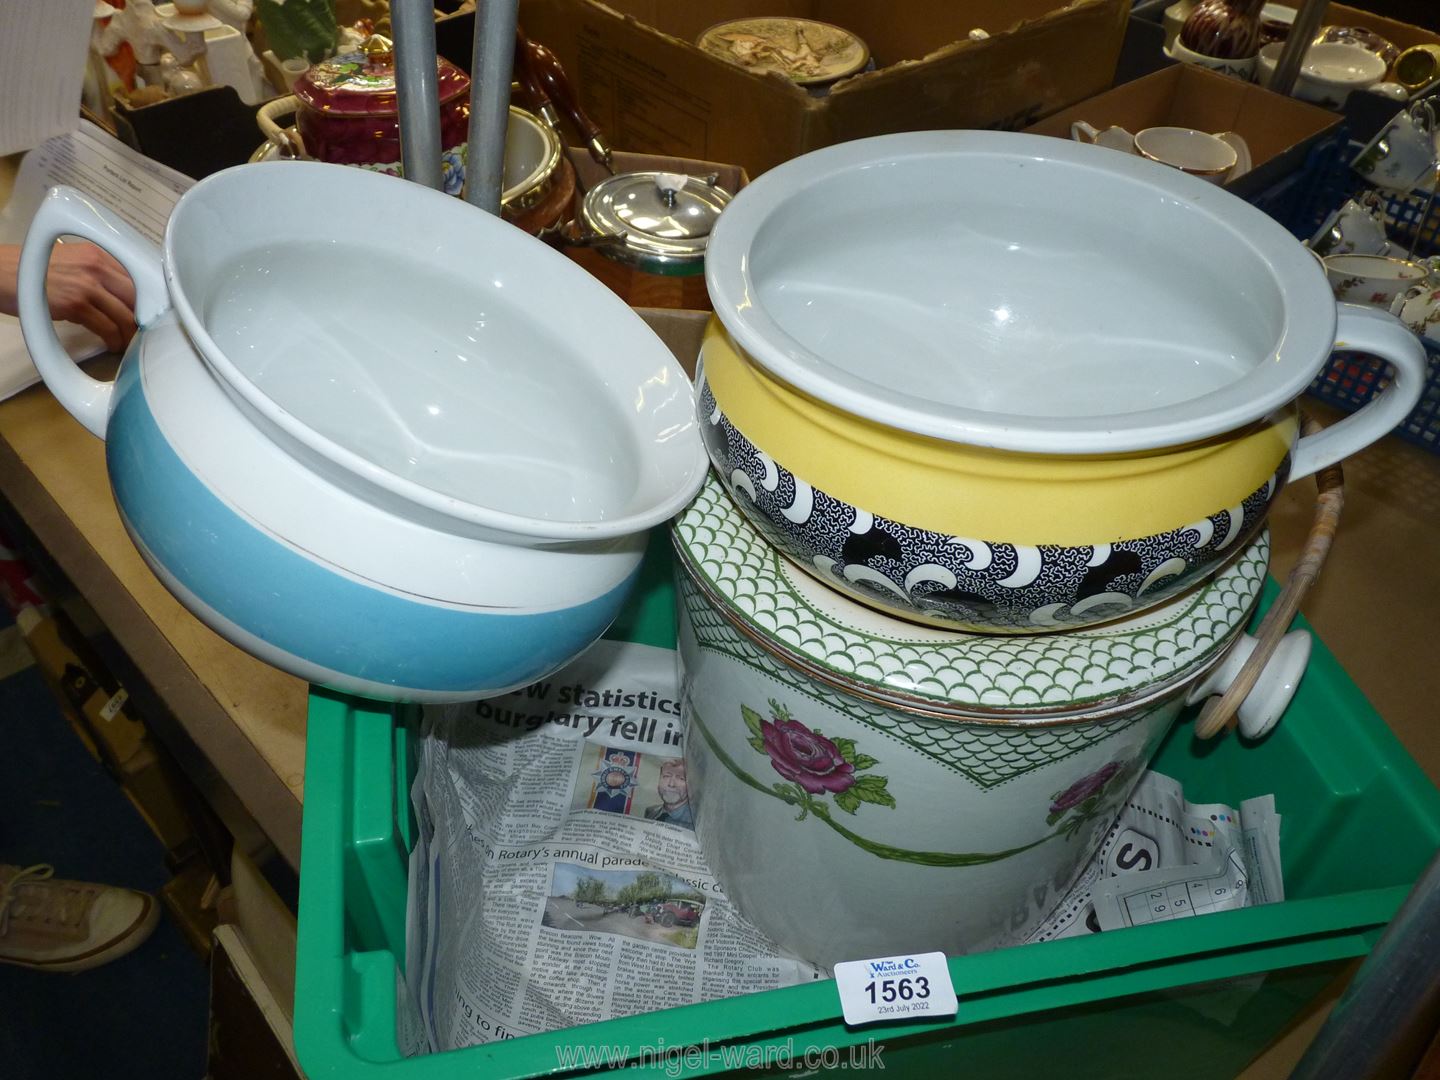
[207, 0, 253, 32]
[157, 50, 204, 93]
[92, 0, 185, 89]
[158, 0, 216, 69]
[85, 2, 124, 114]
[162, 0, 221, 30]
[205, 25, 271, 104]
[90, 0, 222, 100]
[1180, 0, 1264, 60]
[201, 0, 271, 105]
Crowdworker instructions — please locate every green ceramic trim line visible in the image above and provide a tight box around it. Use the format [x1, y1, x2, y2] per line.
[685, 583, 1151, 788]
[672, 479, 1270, 713]
[756, 541, 1259, 650]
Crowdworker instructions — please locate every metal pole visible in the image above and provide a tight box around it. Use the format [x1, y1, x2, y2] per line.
[1264, 0, 1328, 97]
[464, 0, 520, 215]
[1289, 846, 1440, 1080]
[391, 0, 443, 191]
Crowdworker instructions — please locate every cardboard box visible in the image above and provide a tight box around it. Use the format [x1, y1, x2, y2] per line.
[1130, 2, 1440, 139]
[1324, 4, 1440, 138]
[516, 0, 1131, 175]
[1024, 64, 1343, 201]
[637, 307, 708, 378]
[1320, 3, 1440, 54]
[1131, 0, 1440, 54]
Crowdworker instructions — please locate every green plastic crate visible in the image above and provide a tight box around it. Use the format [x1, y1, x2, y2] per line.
[294, 537, 1440, 1078]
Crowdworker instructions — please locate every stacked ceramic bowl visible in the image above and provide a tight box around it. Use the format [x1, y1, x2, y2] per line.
[19, 163, 708, 703]
[676, 131, 1427, 968]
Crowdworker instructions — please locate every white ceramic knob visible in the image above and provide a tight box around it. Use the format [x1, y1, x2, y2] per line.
[1237, 631, 1311, 738]
[1186, 630, 1312, 739]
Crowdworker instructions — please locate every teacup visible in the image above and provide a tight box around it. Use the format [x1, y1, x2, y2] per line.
[1309, 197, 1391, 257]
[1395, 284, 1440, 345]
[1072, 122, 1249, 183]
[1394, 44, 1440, 93]
[1169, 37, 1258, 81]
[1133, 126, 1240, 182]
[1352, 101, 1439, 193]
[1323, 253, 1431, 308]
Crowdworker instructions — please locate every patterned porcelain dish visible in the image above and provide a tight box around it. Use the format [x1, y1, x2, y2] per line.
[696, 17, 872, 92]
[17, 164, 707, 702]
[675, 476, 1307, 968]
[701, 131, 1427, 632]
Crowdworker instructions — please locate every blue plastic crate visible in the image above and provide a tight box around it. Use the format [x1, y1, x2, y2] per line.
[1246, 132, 1352, 238]
[1309, 345, 1440, 451]
[1247, 133, 1440, 453]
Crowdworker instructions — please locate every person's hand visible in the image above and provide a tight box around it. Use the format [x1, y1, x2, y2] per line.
[40, 242, 138, 354]
[0, 241, 138, 354]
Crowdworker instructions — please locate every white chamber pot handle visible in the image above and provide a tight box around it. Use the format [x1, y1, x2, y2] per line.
[16, 185, 169, 440]
[1186, 630, 1312, 739]
[1289, 302, 1428, 482]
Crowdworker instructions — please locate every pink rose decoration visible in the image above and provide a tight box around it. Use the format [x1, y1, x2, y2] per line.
[761, 715, 856, 795]
[1050, 762, 1121, 814]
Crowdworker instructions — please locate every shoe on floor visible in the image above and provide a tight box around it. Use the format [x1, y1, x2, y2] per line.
[0, 863, 160, 973]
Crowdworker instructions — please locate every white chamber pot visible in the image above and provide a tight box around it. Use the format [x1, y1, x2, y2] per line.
[17, 162, 707, 702]
[675, 478, 1308, 969]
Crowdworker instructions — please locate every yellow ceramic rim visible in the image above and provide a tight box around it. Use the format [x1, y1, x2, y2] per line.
[700, 319, 1296, 546]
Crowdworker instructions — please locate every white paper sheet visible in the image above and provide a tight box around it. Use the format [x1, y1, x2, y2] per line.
[405, 639, 823, 1054]
[0, 0, 95, 158]
[1026, 771, 1284, 942]
[406, 640, 1284, 1059]
[0, 120, 192, 403]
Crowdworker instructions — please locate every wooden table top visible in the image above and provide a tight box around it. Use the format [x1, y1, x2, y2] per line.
[0, 359, 307, 865]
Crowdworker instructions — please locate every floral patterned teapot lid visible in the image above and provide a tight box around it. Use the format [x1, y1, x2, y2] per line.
[294, 35, 471, 117]
[672, 475, 1269, 720]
